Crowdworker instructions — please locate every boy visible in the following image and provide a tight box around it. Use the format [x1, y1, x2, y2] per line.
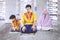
[21, 4, 37, 33]
[9, 15, 20, 32]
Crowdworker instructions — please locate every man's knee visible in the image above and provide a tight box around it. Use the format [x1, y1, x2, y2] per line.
[22, 26, 26, 32]
[32, 26, 37, 31]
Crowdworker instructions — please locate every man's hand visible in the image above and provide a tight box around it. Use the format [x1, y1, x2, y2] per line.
[22, 26, 26, 32]
[32, 26, 36, 31]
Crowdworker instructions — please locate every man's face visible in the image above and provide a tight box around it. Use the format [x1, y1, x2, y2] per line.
[26, 7, 31, 12]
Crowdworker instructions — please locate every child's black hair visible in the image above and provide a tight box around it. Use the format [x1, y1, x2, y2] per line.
[9, 15, 16, 19]
[25, 4, 31, 8]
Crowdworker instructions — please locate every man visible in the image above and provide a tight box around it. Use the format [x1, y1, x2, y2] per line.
[21, 4, 37, 33]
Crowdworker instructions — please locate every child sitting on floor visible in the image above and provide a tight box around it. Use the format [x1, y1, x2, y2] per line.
[9, 15, 20, 32]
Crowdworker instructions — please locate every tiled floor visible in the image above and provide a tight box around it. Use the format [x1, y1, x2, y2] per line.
[0, 24, 60, 40]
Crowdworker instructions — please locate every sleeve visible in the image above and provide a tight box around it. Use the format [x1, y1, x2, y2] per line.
[33, 13, 37, 22]
[21, 14, 25, 25]
[18, 20, 20, 26]
[21, 14, 24, 22]
[11, 22, 15, 27]
[32, 13, 37, 26]
[46, 19, 52, 27]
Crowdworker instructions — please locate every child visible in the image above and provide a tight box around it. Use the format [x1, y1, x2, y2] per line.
[21, 4, 37, 33]
[9, 15, 20, 32]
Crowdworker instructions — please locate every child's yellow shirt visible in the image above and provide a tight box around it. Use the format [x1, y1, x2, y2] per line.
[11, 19, 20, 30]
[21, 12, 36, 25]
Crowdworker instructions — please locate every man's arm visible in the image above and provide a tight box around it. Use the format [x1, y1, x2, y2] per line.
[21, 14, 26, 27]
[33, 13, 37, 26]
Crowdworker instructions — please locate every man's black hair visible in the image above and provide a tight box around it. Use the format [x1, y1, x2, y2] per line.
[9, 15, 16, 19]
[25, 4, 31, 8]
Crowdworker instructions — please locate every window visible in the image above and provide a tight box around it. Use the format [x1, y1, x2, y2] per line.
[47, 0, 58, 25]
[0, 0, 5, 20]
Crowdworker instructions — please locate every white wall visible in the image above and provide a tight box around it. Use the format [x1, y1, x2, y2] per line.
[36, 0, 47, 20]
[4, 0, 48, 23]
[4, 0, 17, 23]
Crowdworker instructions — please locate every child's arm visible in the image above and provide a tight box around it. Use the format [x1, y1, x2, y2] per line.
[11, 22, 15, 27]
[18, 20, 20, 26]
[11, 23, 15, 30]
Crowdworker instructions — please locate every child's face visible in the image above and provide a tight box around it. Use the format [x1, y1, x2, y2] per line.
[26, 7, 31, 12]
[12, 18, 16, 21]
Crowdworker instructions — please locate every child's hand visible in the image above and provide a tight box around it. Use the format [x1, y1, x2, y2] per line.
[12, 27, 15, 31]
